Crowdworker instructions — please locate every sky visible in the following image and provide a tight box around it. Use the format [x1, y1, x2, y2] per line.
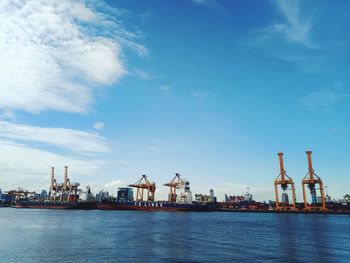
[0, 0, 349, 202]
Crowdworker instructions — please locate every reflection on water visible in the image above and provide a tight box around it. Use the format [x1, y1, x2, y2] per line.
[276, 214, 298, 260]
[0, 208, 349, 262]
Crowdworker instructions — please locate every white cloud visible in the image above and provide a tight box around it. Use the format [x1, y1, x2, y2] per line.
[115, 160, 130, 165]
[0, 1, 147, 191]
[191, 90, 207, 98]
[0, 121, 110, 154]
[133, 69, 158, 80]
[301, 89, 348, 110]
[191, 0, 217, 8]
[160, 85, 171, 93]
[330, 127, 339, 133]
[272, 0, 314, 47]
[244, 0, 324, 73]
[0, 139, 105, 189]
[0, 110, 16, 120]
[190, 90, 217, 102]
[93, 122, 105, 130]
[272, 53, 324, 74]
[0, 0, 142, 113]
[247, 0, 315, 49]
[147, 146, 159, 152]
[104, 179, 124, 188]
[159, 85, 181, 102]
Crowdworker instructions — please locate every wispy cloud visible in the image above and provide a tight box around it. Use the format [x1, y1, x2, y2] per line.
[270, 0, 315, 47]
[0, 121, 110, 154]
[191, 90, 215, 98]
[0, 110, 16, 121]
[160, 85, 181, 102]
[115, 160, 130, 165]
[191, 0, 217, 8]
[330, 127, 339, 133]
[160, 85, 171, 94]
[190, 90, 217, 103]
[301, 88, 349, 110]
[243, 0, 333, 73]
[146, 138, 165, 152]
[272, 52, 324, 74]
[93, 122, 105, 131]
[0, 0, 143, 113]
[133, 68, 159, 80]
[104, 179, 124, 188]
[190, 0, 228, 15]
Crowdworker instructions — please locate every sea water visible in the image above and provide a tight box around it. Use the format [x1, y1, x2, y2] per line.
[0, 208, 349, 262]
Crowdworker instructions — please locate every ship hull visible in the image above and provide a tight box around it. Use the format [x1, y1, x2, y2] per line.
[15, 201, 98, 210]
[99, 200, 216, 212]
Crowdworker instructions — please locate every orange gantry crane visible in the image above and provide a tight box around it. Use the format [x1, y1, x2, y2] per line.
[49, 166, 79, 202]
[5, 188, 35, 203]
[128, 175, 156, 202]
[49, 167, 58, 201]
[274, 152, 296, 210]
[302, 151, 327, 211]
[164, 173, 184, 203]
[61, 166, 79, 202]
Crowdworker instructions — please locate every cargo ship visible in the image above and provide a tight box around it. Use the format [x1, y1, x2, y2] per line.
[15, 200, 98, 210]
[99, 174, 218, 212]
[99, 200, 216, 212]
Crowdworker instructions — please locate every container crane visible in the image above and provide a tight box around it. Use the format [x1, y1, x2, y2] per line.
[63, 166, 80, 202]
[60, 166, 71, 201]
[164, 173, 184, 202]
[274, 153, 296, 210]
[53, 166, 80, 202]
[302, 151, 327, 211]
[5, 188, 35, 204]
[128, 175, 156, 202]
[48, 167, 58, 201]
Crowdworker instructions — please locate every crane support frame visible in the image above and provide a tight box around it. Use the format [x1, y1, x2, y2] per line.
[164, 173, 184, 203]
[129, 174, 156, 202]
[302, 151, 327, 212]
[274, 152, 297, 211]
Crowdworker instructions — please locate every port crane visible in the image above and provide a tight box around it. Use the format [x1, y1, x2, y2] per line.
[5, 188, 35, 204]
[129, 175, 156, 201]
[61, 166, 80, 202]
[302, 151, 327, 211]
[48, 167, 58, 201]
[274, 152, 296, 210]
[49, 166, 79, 202]
[164, 173, 184, 203]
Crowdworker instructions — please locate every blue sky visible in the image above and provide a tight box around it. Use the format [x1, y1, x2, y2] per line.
[0, 0, 349, 201]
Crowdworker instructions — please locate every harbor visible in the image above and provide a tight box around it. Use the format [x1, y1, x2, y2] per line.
[1, 151, 350, 214]
[1, 0, 349, 262]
